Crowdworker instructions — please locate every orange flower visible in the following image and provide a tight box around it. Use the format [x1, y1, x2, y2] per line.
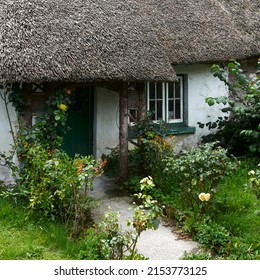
[100, 159, 108, 169]
[74, 160, 85, 173]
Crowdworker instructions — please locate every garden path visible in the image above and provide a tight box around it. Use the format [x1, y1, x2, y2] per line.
[89, 175, 198, 260]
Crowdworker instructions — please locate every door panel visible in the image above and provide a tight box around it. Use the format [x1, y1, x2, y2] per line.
[62, 87, 94, 157]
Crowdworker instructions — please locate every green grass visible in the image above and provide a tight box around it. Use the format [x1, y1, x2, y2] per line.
[213, 161, 260, 250]
[192, 160, 260, 259]
[0, 197, 82, 260]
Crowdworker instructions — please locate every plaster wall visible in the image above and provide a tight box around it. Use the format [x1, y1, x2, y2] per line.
[172, 64, 228, 152]
[95, 87, 119, 158]
[0, 94, 17, 154]
[0, 90, 17, 185]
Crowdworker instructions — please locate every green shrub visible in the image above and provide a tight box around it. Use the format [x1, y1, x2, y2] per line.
[103, 116, 174, 181]
[102, 147, 120, 176]
[14, 144, 102, 230]
[227, 238, 260, 260]
[182, 251, 213, 260]
[132, 116, 174, 177]
[195, 220, 231, 255]
[78, 228, 103, 260]
[163, 142, 237, 213]
[17, 88, 71, 152]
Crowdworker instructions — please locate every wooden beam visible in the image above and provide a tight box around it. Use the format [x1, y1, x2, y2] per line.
[119, 82, 129, 183]
[137, 83, 146, 122]
[22, 83, 33, 128]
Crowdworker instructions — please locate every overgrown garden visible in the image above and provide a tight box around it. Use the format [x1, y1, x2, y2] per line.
[0, 59, 259, 259]
[104, 59, 260, 260]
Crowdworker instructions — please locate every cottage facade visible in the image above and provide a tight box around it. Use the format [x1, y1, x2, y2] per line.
[0, 0, 259, 182]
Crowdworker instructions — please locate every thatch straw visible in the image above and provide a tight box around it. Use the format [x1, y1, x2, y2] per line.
[0, 0, 259, 83]
[144, 0, 260, 65]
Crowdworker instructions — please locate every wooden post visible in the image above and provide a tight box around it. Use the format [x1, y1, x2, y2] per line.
[119, 82, 129, 183]
[21, 83, 33, 128]
[137, 83, 146, 122]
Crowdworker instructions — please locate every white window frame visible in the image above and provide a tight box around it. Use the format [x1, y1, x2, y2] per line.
[146, 76, 184, 123]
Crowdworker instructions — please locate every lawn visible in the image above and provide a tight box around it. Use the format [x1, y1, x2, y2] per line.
[0, 196, 81, 260]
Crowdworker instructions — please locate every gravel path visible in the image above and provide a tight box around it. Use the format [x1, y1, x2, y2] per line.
[89, 175, 198, 260]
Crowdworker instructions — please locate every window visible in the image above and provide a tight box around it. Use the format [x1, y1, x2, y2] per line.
[146, 76, 184, 124]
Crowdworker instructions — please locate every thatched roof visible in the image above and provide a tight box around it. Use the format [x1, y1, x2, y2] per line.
[0, 0, 259, 83]
[144, 0, 260, 65]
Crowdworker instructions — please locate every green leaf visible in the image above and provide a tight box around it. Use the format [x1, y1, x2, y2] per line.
[221, 107, 230, 113]
[198, 122, 205, 129]
[228, 62, 235, 68]
[205, 97, 215, 106]
[210, 122, 217, 129]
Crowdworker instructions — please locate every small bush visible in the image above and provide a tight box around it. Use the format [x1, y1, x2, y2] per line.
[195, 220, 231, 255]
[102, 147, 120, 176]
[12, 144, 103, 230]
[163, 142, 237, 213]
[228, 238, 260, 260]
[132, 116, 174, 178]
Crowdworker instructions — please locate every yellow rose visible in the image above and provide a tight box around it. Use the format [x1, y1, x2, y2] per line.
[59, 104, 67, 111]
[204, 193, 211, 201]
[198, 192, 211, 202]
[198, 193, 206, 201]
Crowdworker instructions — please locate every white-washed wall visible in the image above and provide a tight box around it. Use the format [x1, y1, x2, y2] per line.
[171, 64, 228, 153]
[95, 87, 119, 158]
[0, 87, 17, 185]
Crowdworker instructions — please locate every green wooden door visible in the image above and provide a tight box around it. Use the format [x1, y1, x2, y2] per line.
[62, 87, 94, 157]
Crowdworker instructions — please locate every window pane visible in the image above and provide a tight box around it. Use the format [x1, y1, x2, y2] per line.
[168, 99, 174, 112]
[175, 99, 181, 119]
[156, 83, 163, 99]
[149, 82, 155, 99]
[175, 81, 181, 98]
[146, 76, 183, 123]
[157, 100, 163, 119]
[149, 100, 156, 120]
[168, 83, 174, 98]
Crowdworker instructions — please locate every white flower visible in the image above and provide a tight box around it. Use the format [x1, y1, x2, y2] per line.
[248, 170, 255, 176]
[140, 176, 153, 184]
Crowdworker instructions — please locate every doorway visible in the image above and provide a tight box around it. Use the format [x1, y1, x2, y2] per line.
[62, 87, 94, 157]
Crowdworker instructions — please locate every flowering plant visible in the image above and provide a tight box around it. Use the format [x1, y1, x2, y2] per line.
[163, 142, 238, 212]
[248, 164, 260, 199]
[18, 144, 104, 229]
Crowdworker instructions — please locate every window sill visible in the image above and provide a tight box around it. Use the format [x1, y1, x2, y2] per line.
[128, 123, 196, 139]
[165, 124, 196, 135]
